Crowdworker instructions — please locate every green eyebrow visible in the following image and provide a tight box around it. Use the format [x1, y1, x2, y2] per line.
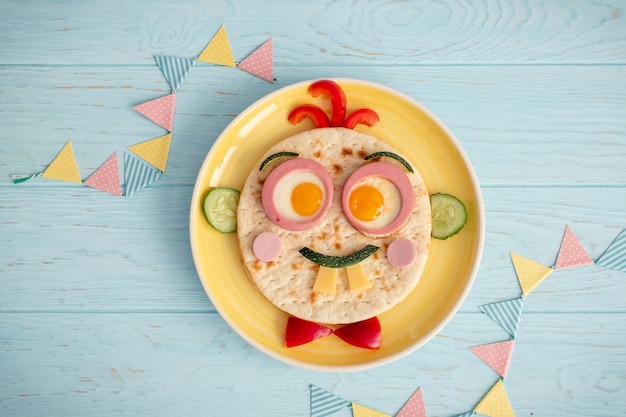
[259, 151, 299, 171]
[363, 151, 414, 173]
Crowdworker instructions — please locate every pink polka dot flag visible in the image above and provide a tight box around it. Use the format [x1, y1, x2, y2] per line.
[83, 152, 121, 196]
[133, 93, 176, 132]
[554, 225, 595, 269]
[469, 339, 516, 378]
[237, 39, 274, 83]
[396, 387, 427, 417]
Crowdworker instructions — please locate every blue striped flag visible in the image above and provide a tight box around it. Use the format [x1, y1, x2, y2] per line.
[124, 153, 162, 197]
[153, 55, 196, 92]
[596, 228, 626, 273]
[310, 384, 350, 417]
[478, 297, 524, 338]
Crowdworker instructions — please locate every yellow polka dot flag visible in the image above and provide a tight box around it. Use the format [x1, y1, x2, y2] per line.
[351, 403, 391, 417]
[128, 133, 172, 172]
[41, 140, 82, 183]
[197, 25, 236, 67]
[510, 252, 553, 296]
[473, 379, 515, 417]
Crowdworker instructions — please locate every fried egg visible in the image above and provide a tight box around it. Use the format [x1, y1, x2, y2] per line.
[346, 176, 401, 229]
[275, 171, 327, 222]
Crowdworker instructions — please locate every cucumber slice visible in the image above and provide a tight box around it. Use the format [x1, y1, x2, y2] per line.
[430, 193, 467, 239]
[203, 187, 240, 233]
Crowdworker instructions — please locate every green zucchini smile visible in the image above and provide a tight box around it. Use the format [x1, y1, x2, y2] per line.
[299, 244, 380, 269]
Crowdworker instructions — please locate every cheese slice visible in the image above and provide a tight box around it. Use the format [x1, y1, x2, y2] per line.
[346, 263, 372, 292]
[312, 266, 338, 295]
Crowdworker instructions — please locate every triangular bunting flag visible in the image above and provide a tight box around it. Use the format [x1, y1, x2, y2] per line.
[554, 226, 595, 269]
[478, 297, 524, 339]
[124, 153, 162, 197]
[469, 340, 515, 378]
[596, 228, 626, 272]
[41, 140, 82, 184]
[237, 38, 274, 83]
[310, 385, 351, 417]
[128, 133, 172, 172]
[83, 152, 122, 196]
[351, 403, 391, 417]
[510, 252, 553, 296]
[133, 93, 176, 132]
[396, 387, 427, 417]
[153, 55, 196, 92]
[197, 25, 236, 67]
[473, 380, 515, 417]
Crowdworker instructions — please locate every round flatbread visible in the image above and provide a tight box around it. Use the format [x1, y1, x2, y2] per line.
[237, 128, 431, 324]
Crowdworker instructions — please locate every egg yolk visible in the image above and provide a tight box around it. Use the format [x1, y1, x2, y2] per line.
[291, 182, 323, 216]
[349, 185, 384, 221]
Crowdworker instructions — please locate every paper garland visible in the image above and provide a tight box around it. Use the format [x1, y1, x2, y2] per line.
[554, 226, 595, 269]
[237, 39, 274, 83]
[83, 152, 122, 196]
[469, 340, 515, 378]
[478, 297, 524, 339]
[41, 140, 82, 184]
[395, 387, 427, 417]
[596, 228, 626, 272]
[473, 380, 515, 417]
[310, 225, 626, 417]
[154, 55, 196, 92]
[510, 252, 553, 296]
[11, 25, 273, 196]
[197, 25, 236, 67]
[133, 93, 177, 132]
[310, 385, 351, 417]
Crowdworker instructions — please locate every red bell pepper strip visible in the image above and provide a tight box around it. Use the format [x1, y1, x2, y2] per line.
[333, 316, 382, 350]
[288, 104, 331, 128]
[285, 316, 333, 348]
[342, 108, 380, 130]
[308, 80, 347, 127]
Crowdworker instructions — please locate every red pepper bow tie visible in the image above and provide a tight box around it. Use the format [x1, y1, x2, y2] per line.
[285, 316, 381, 350]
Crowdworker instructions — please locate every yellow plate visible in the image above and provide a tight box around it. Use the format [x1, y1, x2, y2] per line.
[189, 79, 484, 372]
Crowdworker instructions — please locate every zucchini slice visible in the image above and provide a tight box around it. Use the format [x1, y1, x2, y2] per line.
[203, 187, 240, 233]
[259, 151, 299, 171]
[299, 245, 379, 268]
[364, 151, 414, 173]
[430, 193, 467, 239]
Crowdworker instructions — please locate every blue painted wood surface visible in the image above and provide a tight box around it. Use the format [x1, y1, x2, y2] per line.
[1, 1, 625, 416]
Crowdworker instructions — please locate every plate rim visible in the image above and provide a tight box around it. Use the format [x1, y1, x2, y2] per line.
[189, 77, 485, 372]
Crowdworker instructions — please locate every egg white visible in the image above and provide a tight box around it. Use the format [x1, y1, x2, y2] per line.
[274, 171, 328, 222]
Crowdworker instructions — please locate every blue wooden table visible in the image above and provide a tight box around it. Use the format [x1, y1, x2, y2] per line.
[2, 1, 625, 416]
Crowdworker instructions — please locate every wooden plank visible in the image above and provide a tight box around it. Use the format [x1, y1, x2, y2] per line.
[1, 186, 624, 312]
[0, 0, 624, 64]
[1, 66, 625, 185]
[0, 312, 624, 416]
